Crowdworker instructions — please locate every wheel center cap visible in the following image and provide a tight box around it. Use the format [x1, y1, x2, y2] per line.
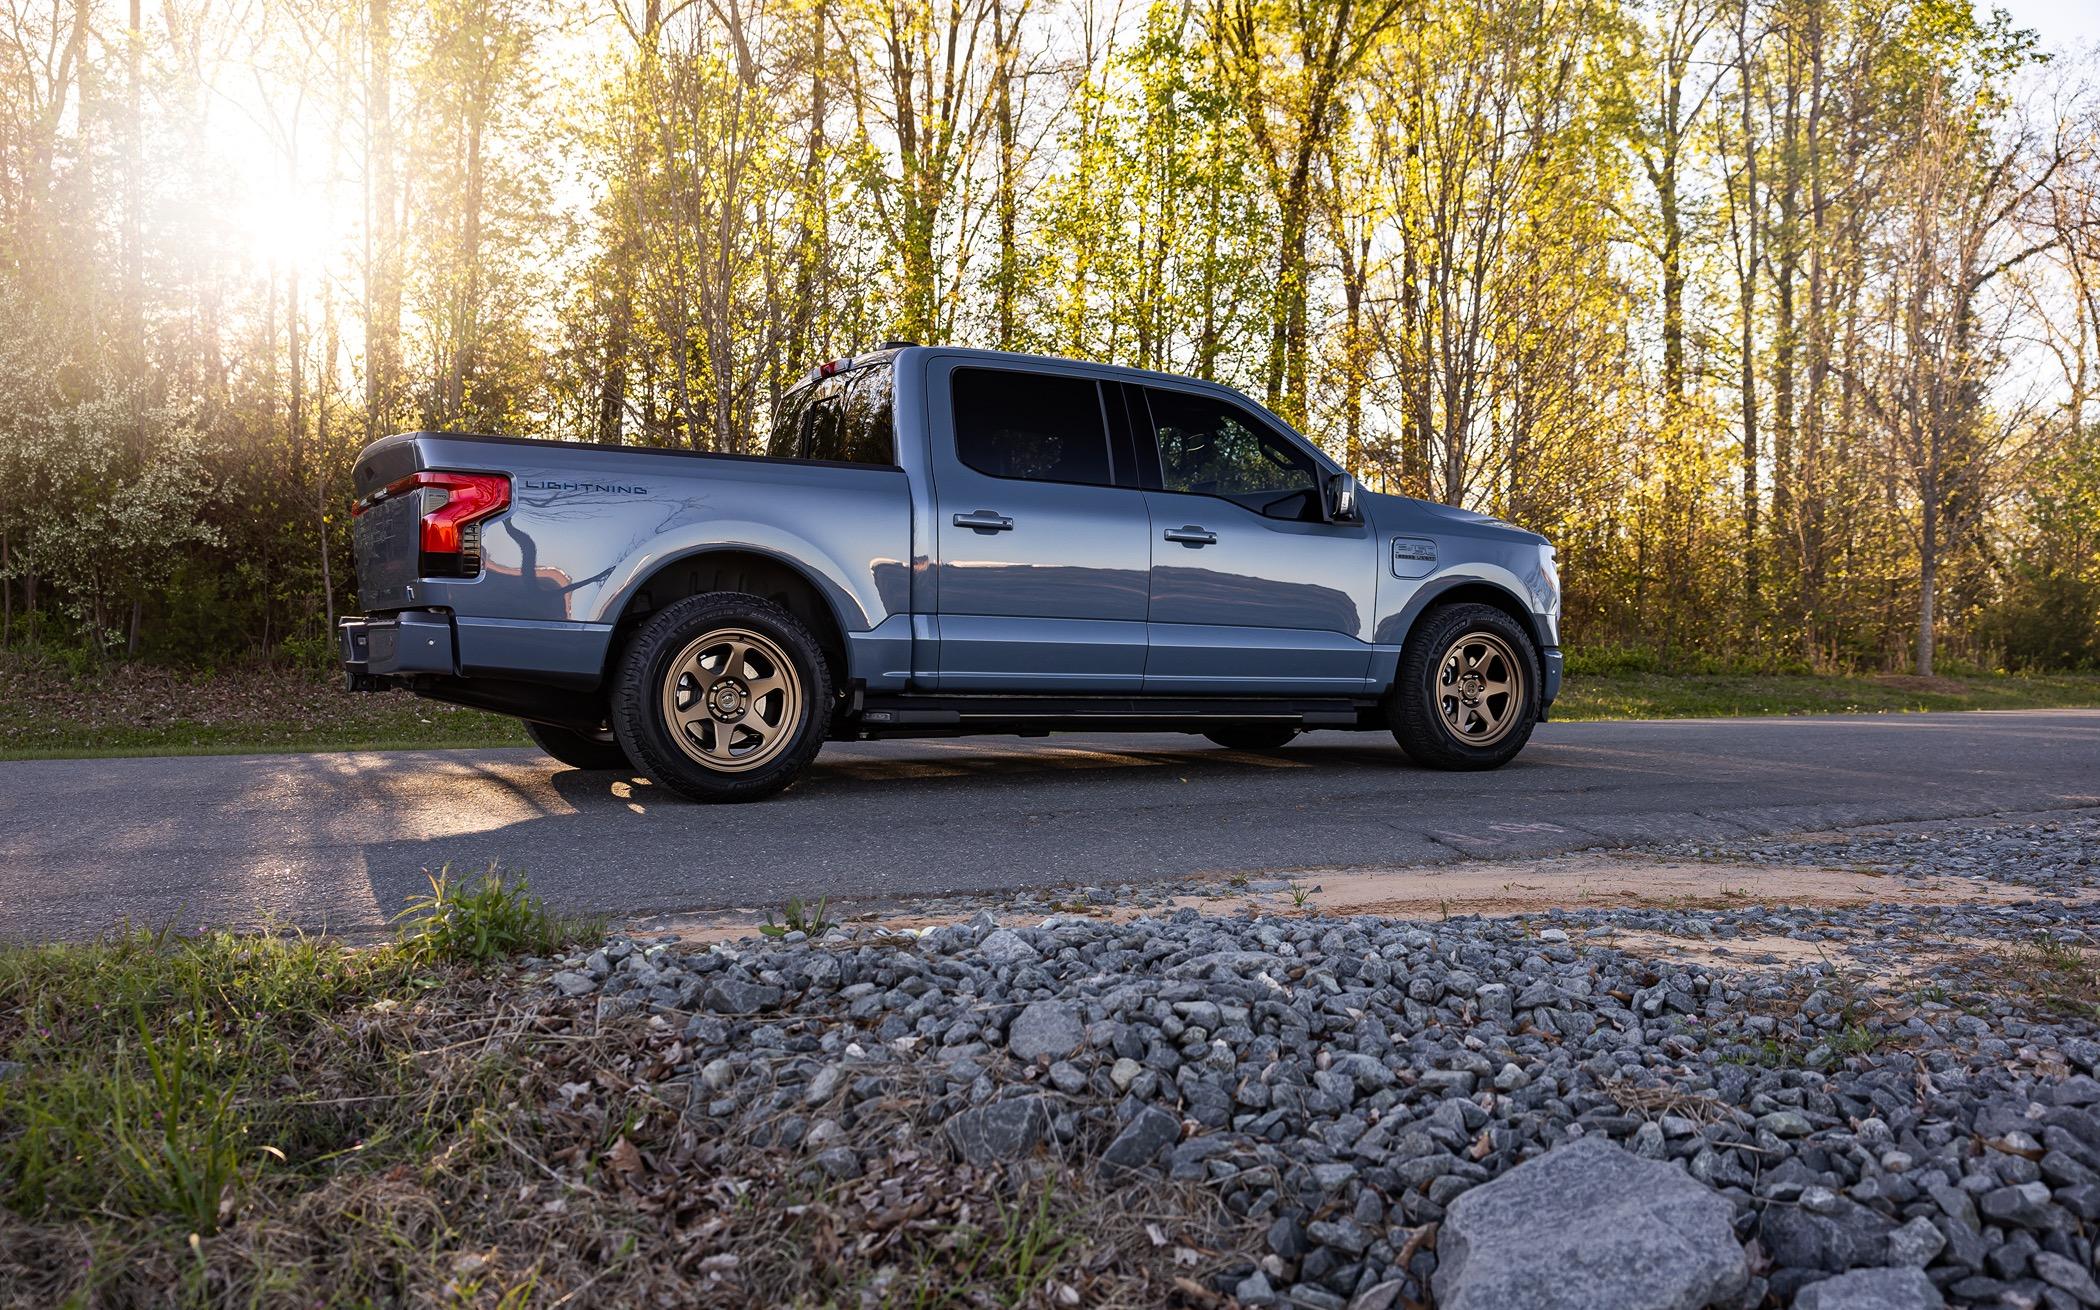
[1458, 671, 1486, 703]
[709, 680, 749, 720]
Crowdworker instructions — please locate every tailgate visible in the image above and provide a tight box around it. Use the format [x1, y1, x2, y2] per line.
[352, 491, 423, 609]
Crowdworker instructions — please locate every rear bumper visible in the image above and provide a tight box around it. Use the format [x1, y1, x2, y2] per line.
[340, 611, 615, 691]
[1542, 646, 1563, 709]
[340, 611, 456, 689]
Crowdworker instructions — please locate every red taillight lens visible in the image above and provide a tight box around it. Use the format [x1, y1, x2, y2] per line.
[412, 472, 510, 554]
[354, 470, 510, 577]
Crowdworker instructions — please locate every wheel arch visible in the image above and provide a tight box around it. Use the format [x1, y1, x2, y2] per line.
[1387, 578, 1548, 689]
[604, 547, 851, 690]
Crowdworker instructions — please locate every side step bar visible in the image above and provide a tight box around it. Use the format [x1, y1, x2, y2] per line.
[851, 693, 1382, 738]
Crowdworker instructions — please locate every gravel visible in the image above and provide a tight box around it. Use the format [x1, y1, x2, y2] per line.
[536, 813, 2100, 1308]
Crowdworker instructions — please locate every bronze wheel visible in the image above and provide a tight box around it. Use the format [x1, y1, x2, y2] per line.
[612, 592, 832, 802]
[660, 628, 804, 774]
[1434, 631, 1525, 748]
[1386, 601, 1540, 771]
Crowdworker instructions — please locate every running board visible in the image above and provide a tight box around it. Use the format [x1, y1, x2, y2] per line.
[852, 693, 1380, 737]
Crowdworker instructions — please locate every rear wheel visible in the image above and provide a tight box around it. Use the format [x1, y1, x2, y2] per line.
[611, 592, 832, 803]
[1202, 725, 1299, 752]
[524, 721, 631, 772]
[1387, 603, 1540, 770]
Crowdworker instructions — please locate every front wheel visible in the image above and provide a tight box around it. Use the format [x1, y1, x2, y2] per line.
[524, 721, 632, 772]
[611, 593, 832, 803]
[1387, 603, 1540, 770]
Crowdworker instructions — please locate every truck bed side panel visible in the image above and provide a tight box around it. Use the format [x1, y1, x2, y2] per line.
[356, 434, 912, 690]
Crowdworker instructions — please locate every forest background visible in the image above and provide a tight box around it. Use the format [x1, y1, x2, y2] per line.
[3, 0, 2098, 681]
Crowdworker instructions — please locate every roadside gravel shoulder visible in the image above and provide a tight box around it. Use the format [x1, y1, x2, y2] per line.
[537, 815, 2100, 1308]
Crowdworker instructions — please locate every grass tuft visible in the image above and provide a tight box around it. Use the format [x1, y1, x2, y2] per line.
[392, 866, 596, 969]
[757, 894, 833, 941]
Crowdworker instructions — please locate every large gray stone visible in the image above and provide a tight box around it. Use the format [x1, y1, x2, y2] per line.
[1791, 1267, 1944, 1310]
[549, 970, 598, 997]
[1432, 1136, 1747, 1310]
[1101, 1105, 1181, 1172]
[977, 928, 1039, 964]
[1008, 1000, 1085, 1061]
[942, 1095, 1051, 1166]
[703, 978, 783, 1014]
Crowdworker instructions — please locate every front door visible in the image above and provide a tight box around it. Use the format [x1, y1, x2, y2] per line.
[927, 358, 1150, 691]
[1133, 384, 1377, 694]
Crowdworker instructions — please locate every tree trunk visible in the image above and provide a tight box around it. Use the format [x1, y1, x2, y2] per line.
[366, 0, 399, 437]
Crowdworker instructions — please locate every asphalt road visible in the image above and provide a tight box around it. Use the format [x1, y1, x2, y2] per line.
[3, 710, 2097, 941]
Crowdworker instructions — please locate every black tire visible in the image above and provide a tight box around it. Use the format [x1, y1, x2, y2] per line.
[1203, 725, 1300, 752]
[611, 592, 832, 803]
[524, 721, 632, 772]
[1387, 602, 1541, 770]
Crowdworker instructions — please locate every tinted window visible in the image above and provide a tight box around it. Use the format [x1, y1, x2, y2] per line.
[953, 368, 1113, 485]
[766, 367, 894, 464]
[1145, 387, 1319, 520]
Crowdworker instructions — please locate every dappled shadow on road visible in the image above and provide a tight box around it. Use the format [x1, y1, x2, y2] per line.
[347, 734, 1434, 929]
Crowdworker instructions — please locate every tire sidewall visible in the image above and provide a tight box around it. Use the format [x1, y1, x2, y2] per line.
[1390, 604, 1541, 769]
[613, 593, 832, 802]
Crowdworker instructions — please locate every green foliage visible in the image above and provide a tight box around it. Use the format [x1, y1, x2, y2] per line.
[0, 926, 408, 1224]
[393, 867, 589, 969]
[758, 895, 833, 940]
[0, 0, 2092, 679]
[1987, 424, 2100, 671]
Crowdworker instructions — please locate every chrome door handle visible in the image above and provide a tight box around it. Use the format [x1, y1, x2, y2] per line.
[952, 510, 1014, 533]
[1163, 525, 1217, 547]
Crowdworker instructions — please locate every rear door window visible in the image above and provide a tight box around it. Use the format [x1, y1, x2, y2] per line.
[951, 367, 1113, 486]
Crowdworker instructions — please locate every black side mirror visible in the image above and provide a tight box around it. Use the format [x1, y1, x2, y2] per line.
[1325, 472, 1361, 523]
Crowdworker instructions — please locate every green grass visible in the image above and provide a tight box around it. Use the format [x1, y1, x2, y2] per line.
[0, 872, 607, 1304]
[1553, 669, 2100, 721]
[0, 654, 527, 760]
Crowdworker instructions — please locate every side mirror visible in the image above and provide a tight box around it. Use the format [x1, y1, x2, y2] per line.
[1325, 472, 1361, 523]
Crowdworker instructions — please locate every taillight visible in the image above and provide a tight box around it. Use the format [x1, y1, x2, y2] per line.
[353, 470, 510, 577]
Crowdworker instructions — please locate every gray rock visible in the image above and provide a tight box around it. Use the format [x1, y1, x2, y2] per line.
[942, 1096, 1051, 1166]
[1008, 1000, 1085, 1061]
[2033, 1251, 2100, 1306]
[0, 1059, 26, 1082]
[810, 1146, 863, 1180]
[1760, 1196, 1894, 1272]
[977, 928, 1039, 964]
[1102, 1105, 1181, 1172]
[1791, 1267, 1944, 1310]
[1348, 1283, 1405, 1310]
[549, 970, 597, 997]
[1433, 1137, 1747, 1310]
[1886, 1215, 1946, 1267]
[1979, 1180, 2056, 1228]
[703, 978, 783, 1014]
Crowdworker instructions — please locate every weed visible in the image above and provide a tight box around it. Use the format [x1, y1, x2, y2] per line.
[1289, 881, 1312, 910]
[393, 865, 589, 968]
[759, 894, 834, 939]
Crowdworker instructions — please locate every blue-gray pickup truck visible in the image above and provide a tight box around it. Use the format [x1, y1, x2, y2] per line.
[342, 346, 1561, 801]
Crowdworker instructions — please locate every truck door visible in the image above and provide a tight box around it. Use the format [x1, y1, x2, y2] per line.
[926, 358, 1150, 691]
[1129, 383, 1377, 694]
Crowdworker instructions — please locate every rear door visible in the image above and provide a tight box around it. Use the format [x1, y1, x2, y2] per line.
[926, 359, 1150, 691]
[1132, 383, 1377, 694]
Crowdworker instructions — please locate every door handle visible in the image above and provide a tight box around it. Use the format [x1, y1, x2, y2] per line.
[952, 510, 1014, 533]
[1164, 525, 1217, 547]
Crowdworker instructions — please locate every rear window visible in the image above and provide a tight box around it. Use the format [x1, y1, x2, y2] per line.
[951, 367, 1112, 485]
[767, 365, 895, 464]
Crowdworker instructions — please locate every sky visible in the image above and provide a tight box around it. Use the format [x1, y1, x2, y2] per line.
[1994, 0, 2100, 54]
